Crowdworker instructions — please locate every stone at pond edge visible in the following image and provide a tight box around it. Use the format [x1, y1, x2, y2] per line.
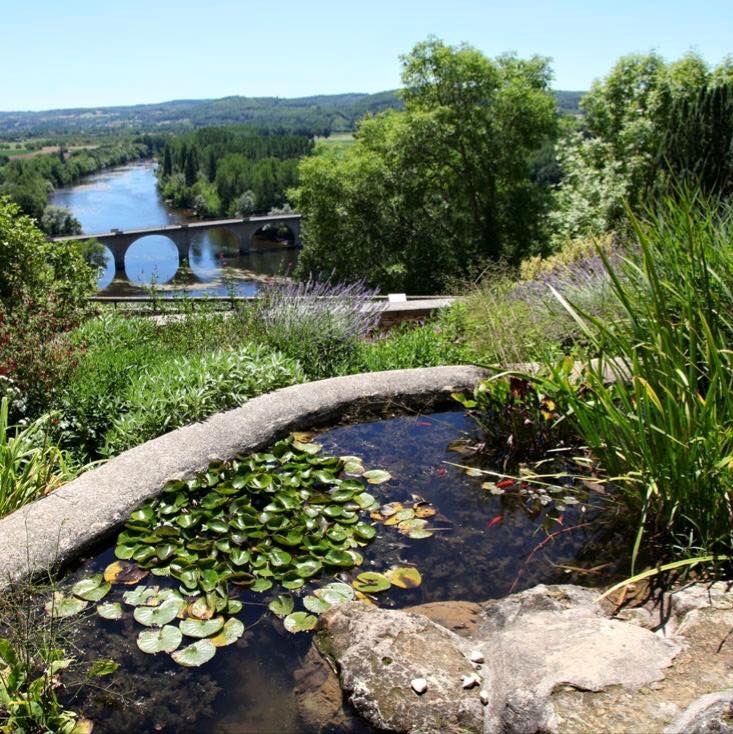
[315, 602, 484, 733]
[312, 585, 682, 734]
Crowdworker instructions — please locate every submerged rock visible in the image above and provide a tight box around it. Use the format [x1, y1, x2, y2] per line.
[303, 582, 733, 734]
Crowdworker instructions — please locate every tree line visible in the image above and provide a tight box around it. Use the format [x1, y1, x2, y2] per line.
[157, 127, 314, 217]
[292, 39, 733, 293]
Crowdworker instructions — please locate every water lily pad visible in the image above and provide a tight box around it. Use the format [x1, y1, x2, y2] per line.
[251, 578, 273, 593]
[352, 572, 391, 593]
[293, 441, 322, 455]
[103, 561, 148, 585]
[343, 461, 364, 476]
[385, 566, 422, 589]
[323, 549, 354, 567]
[122, 585, 159, 607]
[180, 616, 225, 638]
[137, 624, 182, 654]
[133, 599, 183, 627]
[97, 602, 123, 620]
[303, 595, 332, 614]
[268, 594, 294, 618]
[211, 618, 245, 647]
[72, 575, 111, 602]
[295, 559, 322, 578]
[227, 599, 243, 615]
[353, 522, 377, 540]
[283, 612, 318, 633]
[354, 492, 377, 510]
[45, 592, 88, 619]
[362, 470, 392, 485]
[171, 639, 216, 667]
[397, 518, 434, 539]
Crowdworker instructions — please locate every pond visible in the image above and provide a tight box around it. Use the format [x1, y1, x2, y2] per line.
[49, 161, 298, 297]
[50, 410, 618, 733]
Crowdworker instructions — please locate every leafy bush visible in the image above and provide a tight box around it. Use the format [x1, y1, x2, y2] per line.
[103, 344, 304, 456]
[0, 398, 77, 519]
[247, 278, 384, 379]
[0, 298, 83, 423]
[531, 194, 733, 562]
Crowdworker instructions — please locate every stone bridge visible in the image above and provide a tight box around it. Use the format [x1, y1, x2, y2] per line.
[53, 213, 301, 272]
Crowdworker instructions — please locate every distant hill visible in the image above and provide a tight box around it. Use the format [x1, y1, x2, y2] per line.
[0, 90, 584, 137]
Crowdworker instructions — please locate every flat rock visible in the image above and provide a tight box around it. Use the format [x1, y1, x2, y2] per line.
[405, 600, 481, 638]
[316, 603, 484, 734]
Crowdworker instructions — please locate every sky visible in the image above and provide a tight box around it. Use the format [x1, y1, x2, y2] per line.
[1, 0, 731, 111]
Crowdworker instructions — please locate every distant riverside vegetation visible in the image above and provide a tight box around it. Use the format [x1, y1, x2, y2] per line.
[0, 89, 583, 136]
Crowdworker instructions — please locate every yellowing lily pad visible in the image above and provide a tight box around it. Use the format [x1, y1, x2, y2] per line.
[384, 508, 415, 526]
[103, 561, 148, 585]
[385, 566, 422, 589]
[211, 618, 245, 647]
[352, 572, 391, 593]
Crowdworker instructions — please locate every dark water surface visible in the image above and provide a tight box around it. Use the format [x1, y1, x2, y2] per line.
[61, 411, 617, 733]
[50, 161, 297, 296]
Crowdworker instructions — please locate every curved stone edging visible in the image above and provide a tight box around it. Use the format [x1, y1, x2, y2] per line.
[0, 365, 487, 589]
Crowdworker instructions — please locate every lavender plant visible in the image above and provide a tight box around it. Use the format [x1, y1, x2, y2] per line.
[248, 277, 385, 379]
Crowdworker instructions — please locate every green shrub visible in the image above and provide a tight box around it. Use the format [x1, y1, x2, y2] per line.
[103, 344, 304, 456]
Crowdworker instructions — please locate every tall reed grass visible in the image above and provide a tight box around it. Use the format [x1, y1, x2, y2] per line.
[534, 193, 733, 565]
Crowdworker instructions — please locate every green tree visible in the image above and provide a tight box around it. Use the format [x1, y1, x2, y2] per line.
[184, 146, 199, 187]
[0, 196, 96, 308]
[550, 52, 733, 244]
[293, 38, 557, 293]
[162, 145, 173, 177]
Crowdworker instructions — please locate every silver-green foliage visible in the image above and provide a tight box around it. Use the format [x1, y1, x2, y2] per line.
[102, 344, 304, 455]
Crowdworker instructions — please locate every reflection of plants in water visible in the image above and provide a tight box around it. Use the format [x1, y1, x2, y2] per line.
[50, 435, 430, 671]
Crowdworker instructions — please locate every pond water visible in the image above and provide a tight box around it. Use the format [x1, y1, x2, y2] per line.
[49, 161, 297, 297]
[58, 410, 618, 733]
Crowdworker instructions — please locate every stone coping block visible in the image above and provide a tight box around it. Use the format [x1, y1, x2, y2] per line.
[0, 365, 486, 589]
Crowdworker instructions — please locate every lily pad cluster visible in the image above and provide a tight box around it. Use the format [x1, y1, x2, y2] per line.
[369, 497, 438, 539]
[112, 436, 384, 597]
[48, 435, 398, 666]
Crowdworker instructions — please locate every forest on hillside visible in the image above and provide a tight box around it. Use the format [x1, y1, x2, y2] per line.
[0, 90, 583, 137]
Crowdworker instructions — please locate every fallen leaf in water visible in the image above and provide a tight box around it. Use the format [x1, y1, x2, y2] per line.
[487, 515, 503, 529]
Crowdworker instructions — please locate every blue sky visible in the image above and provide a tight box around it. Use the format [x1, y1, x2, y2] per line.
[2, 0, 731, 111]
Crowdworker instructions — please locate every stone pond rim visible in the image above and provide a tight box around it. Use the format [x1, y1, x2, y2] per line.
[0, 365, 488, 590]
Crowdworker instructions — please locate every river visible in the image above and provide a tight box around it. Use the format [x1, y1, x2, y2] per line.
[50, 160, 298, 296]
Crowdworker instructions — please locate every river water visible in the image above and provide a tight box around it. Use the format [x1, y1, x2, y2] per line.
[50, 161, 298, 296]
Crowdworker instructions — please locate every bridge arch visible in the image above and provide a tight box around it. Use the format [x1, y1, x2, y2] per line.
[249, 221, 297, 251]
[124, 234, 180, 284]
